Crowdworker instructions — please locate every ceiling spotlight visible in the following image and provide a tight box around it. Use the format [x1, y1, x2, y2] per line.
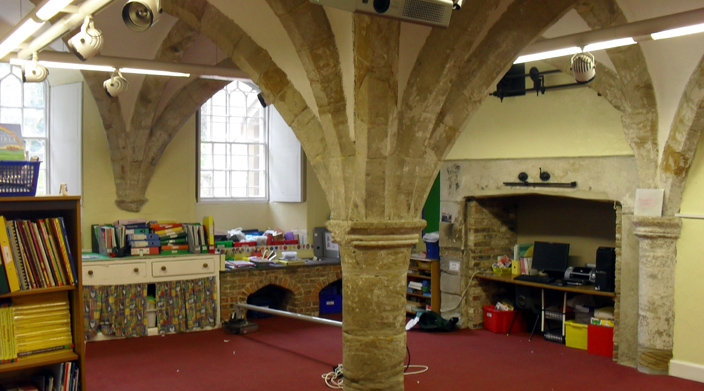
[571, 52, 596, 84]
[122, 0, 162, 32]
[103, 70, 128, 97]
[67, 16, 103, 61]
[22, 53, 49, 83]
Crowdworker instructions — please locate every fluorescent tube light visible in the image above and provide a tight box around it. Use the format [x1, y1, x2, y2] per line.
[120, 68, 190, 77]
[10, 58, 114, 72]
[0, 19, 45, 59]
[35, 0, 75, 21]
[10, 59, 191, 77]
[651, 22, 704, 40]
[514, 47, 581, 64]
[583, 37, 636, 51]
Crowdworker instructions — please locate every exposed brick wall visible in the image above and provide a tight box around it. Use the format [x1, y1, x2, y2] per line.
[462, 198, 518, 328]
[219, 264, 342, 320]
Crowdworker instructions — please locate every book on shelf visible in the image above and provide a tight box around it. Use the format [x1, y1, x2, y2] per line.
[203, 216, 215, 253]
[159, 249, 189, 255]
[160, 244, 188, 251]
[1, 217, 77, 291]
[113, 218, 147, 227]
[150, 222, 182, 231]
[153, 226, 184, 236]
[130, 247, 159, 256]
[128, 239, 160, 248]
[160, 237, 187, 245]
[11, 292, 73, 359]
[0, 216, 21, 293]
[157, 231, 187, 241]
[126, 233, 158, 241]
[0, 304, 17, 364]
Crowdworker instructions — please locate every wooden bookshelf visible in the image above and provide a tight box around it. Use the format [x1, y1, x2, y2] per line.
[407, 256, 441, 314]
[0, 196, 84, 389]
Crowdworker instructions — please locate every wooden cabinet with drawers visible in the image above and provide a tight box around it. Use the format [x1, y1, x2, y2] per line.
[83, 253, 221, 337]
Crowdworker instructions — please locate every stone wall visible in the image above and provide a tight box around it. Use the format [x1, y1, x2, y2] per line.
[219, 264, 342, 320]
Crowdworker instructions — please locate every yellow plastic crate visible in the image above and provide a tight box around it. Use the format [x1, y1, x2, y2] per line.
[492, 266, 511, 275]
[565, 320, 588, 350]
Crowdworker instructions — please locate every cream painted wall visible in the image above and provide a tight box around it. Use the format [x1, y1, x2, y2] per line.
[673, 135, 704, 367]
[80, 78, 330, 249]
[446, 82, 633, 160]
[80, 82, 196, 248]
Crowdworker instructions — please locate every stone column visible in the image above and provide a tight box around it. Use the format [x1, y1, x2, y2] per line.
[632, 216, 681, 374]
[327, 219, 426, 391]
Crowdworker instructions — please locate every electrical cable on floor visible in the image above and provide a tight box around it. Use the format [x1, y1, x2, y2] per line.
[322, 345, 429, 388]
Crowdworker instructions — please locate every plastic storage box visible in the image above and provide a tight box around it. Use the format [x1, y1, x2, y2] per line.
[565, 320, 588, 350]
[319, 283, 343, 314]
[588, 324, 614, 357]
[482, 305, 525, 333]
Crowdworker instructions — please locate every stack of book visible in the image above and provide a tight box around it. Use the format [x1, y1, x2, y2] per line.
[6, 292, 73, 359]
[0, 215, 77, 293]
[0, 302, 17, 364]
[151, 222, 188, 255]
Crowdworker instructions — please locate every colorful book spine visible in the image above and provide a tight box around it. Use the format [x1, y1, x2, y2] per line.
[55, 217, 77, 285]
[0, 215, 21, 292]
[125, 227, 150, 235]
[160, 249, 189, 255]
[160, 244, 188, 251]
[150, 222, 182, 231]
[130, 247, 159, 256]
[129, 239, 160, 248]
[7, 221, 30, 290]
[158, 231, 187, 241]
[127, 233, 159, 241]
[48, 218, 75, 286]
[203, 216, 215, 253]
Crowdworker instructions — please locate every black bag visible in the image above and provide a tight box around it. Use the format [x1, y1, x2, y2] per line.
[417, 311, 458, 332]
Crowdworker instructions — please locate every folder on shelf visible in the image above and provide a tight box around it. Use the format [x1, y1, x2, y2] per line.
[0, 215, 21, 292]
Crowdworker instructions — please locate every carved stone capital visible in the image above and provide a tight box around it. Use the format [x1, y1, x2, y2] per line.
[326, 219, 427, 249]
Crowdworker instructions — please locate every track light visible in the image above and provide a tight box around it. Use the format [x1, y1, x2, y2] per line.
[21, 53, 49, 83]
[67, 16, 103, 61]
[103, 70, 128, 97]
[571, 52, 596, 84]
[122, 0, 162, 32]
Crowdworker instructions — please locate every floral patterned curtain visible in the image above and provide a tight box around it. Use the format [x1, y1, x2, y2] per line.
[83, 284, 148, 340]
[155, 277, 217, 334]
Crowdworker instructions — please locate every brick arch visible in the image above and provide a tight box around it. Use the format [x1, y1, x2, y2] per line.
[237, 275, 304, 306]
[313, 271, 343, 298]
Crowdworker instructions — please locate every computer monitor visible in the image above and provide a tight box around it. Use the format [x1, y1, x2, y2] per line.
[531, 241, 570, 278]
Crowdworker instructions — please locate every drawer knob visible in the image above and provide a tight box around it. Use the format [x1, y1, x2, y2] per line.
[134, 268, 139, 273]
[88, 270, 93, 276]
[203, 263, 208, 268]
[161, 266, 166, 271]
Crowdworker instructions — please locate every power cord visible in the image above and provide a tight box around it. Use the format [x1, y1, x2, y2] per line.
[322, 344, 429, 389]
[446, 269, 486, 312]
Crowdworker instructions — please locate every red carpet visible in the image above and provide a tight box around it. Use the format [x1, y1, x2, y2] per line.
[85, 316, 704, 390]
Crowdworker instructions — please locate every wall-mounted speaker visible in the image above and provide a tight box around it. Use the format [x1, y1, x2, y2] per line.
[595, 247, 616, 292]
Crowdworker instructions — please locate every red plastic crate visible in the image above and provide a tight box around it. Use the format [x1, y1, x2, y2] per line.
[482, 305, 525, 333]
[587, 324, 614, 357]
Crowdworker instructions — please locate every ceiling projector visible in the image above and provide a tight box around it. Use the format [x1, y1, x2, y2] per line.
[309, 0, 454, 28]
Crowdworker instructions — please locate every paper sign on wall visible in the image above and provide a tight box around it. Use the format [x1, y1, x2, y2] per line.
[634, 189, 664, 216]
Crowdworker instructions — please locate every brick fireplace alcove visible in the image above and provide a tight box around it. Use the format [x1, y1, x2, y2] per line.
[439, 155, 641, 366]
[219, 263, 342, 321]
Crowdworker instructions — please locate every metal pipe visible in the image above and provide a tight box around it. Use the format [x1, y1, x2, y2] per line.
[235, 303, 343, 328]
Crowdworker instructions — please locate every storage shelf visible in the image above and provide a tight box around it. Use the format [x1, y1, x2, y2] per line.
[0, 285, 75, 299]
[0, 351, 79, 374]
[406, 258, 440, 314]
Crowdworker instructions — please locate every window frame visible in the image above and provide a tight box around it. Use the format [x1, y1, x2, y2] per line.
[0, 64, 50, 195]
[197, 79, 269, 203]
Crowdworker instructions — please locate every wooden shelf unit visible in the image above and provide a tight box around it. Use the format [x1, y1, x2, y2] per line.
[407, 257, 440, 314]
[0, 196, 84, 389]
